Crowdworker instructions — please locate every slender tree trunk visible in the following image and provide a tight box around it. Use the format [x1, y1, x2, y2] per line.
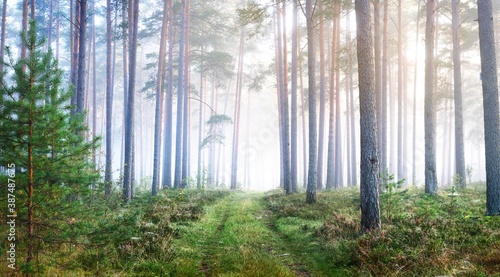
[397, 0, 404, 182]
[424, 0, 437, 195]
[478, 0, 500, 215]
[355, 0, 381, 233]
[21, 0, 28, 62]
[290, 0, 298, 193]
[374, 0, 382, 172]
[299, 41, 307, 189]
[105, 0, 113, 195]
[123, 0, 139, 200]
[152, 0, 169, 195]
[119, 0, 128, 179]
[174, 0, 186, 189]
[412, 0, 421, 185]
[381, 0, 388, 179]
[348, 10, 357, 186]
[162, 0, 174, 189]
[91, 1, 97, 168]
[334, 3, 343, 188]
[181, 0, 191, 187]
[75, 0, 87, 115]
[452, 0, 466, 187]
[231, 29, 245, 190]
[317, 1, 325, 191]
[326, 8, 337, 190]
[276, 1, 291, 194]
[197, 47, 204, 189]
[306, 0, 317, 204]
[0, 0, 7, 74]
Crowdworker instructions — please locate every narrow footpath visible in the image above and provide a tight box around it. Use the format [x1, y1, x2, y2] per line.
[171, 193, 315, 276]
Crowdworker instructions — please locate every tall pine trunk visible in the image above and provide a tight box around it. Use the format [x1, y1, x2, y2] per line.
[452, 0, 466, 187]
[0, 0, 7, 74]
[356, 0, 381, 233]
[162, 0, 174, 189]
[152, 0, 169, 195]
[478, 0, 500, 215]
[174, 0, 186, 189]
[305, 0, 317, 204]
[123, 0, 139, 200]
[104, 0, 113, 195]
[290, 0, 299, 193]
[424, 0, 437, 195]
[230, 29, 245, 190]
[317, 1, 325, 191]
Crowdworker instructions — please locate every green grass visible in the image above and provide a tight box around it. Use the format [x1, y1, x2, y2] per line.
[2, 184, 500, 276]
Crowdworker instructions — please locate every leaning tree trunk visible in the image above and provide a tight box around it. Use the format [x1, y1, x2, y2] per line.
[478, 0, 500, 215]
[355, 0, 381, 233]
[424, 0, 437, 195]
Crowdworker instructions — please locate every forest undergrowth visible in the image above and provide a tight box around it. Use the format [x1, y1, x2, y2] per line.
[1, 183, 500, 276]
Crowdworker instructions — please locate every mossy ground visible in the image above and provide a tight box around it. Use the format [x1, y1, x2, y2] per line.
[1, 184, 499, 276]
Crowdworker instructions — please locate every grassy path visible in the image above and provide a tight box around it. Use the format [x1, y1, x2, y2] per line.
[171, 192, 313, 276]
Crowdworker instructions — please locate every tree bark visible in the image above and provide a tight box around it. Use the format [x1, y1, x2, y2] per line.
[305, 0, 317, 204]
[355, 0, 381, 232]
[276, 1, 291, 194]
[317, 0, 325, 191]
[412, 0, 421, 185]
[290, 0, 299, 193]
[76, 0, 87, 115]
[0, 0, 7, 75]
[424, 0, 437, 195]
[478, 0, 500, 215]
[123, 0, 139, 200]
[162, 0, 174, 189]
[231, 29, 245, 190]
[152, 0, 169, 195]
[174, 0, 186, 189]
[452, 0, 466, 187]
[104, 0, 113, 195]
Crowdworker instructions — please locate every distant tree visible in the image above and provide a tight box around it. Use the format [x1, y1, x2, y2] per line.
[0, 21, 99, 272]
[477, 0, 500, 215]
[276, 0, 291, 194]
[355, 0, 381, 232]
[305, 0, 317, 204]
[104, 0, 113, 195]
[230, 28, 245, 190]
[424, 0, 437, 195]
[452, 0, 466, 188]
[162, 0, 174, 189]
[152, 0, 169, 195]
[317, 0, 325, 191]
[174, 0, 186, 189]
[75, 0, 86, 115]
[290, 0, 299, 193]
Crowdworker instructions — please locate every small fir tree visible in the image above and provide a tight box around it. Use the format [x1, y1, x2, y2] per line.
[0, 21, 99, 274]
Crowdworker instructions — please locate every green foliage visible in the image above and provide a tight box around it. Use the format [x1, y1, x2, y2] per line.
[0, 21, 99, 274]
[201, 114, 232, 148]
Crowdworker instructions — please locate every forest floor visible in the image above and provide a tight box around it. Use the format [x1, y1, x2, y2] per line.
[2, 184, 500, 276]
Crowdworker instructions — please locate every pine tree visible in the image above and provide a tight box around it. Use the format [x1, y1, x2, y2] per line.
[0, 21, 99, 273]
